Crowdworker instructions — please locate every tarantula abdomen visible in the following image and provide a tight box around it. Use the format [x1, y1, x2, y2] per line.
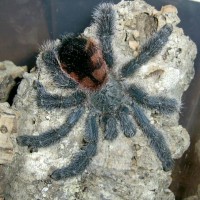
[58, 36, 108, 91]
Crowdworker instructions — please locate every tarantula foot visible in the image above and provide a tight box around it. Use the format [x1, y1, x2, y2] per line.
[16, 135, 31, 146]
[51, 150, 91, 180]
[50, 170, 64, 181]
[162, 158, 174, 171]
[50, 168, 78, 181]
[16, 136, 38, 152]
[104, 132, 117, 141]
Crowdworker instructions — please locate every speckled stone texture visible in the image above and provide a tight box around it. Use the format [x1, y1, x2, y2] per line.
[4, 0, 197, 199]
[0, 102, 17, 199]
[0, 61, 27, 102]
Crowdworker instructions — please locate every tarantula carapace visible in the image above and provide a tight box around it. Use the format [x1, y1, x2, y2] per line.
[17, 3, 179, 180]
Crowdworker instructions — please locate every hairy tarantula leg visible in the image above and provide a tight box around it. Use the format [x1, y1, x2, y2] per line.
[51, 113, 98, 180]
[17, 107, 84, 149]
[93, 3, 115, 68]
[118, 106, 136, 137]
[121, 24, 173, 77]
[128, 84, 179, 114]
[131, 102, 174, 171]
[38, 41, 77, 88]
[35, 81, 86, 109]
[102, 114, 118, 140]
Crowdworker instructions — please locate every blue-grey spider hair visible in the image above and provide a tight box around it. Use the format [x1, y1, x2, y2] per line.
[16, 3, 179, 181]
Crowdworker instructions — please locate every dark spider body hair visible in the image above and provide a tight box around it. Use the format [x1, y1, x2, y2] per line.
[17, 3, 179, 180]
[58, 36, 108, 90]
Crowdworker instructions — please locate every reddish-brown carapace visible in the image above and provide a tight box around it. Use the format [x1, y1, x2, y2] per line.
[58, 36, 108, 91]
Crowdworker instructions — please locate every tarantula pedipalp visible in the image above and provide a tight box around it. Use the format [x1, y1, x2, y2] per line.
[17, 3, 179, 181]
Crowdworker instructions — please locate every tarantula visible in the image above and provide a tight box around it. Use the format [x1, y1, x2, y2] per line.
[17, 3, 179, 180]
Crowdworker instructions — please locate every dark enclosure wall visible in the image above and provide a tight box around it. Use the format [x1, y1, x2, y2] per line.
[0, 0, 121, 68]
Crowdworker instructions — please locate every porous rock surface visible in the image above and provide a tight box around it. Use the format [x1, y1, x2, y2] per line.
[0, 102, 17, 199]
[0, 61, 27, 102]
[0, 102, 16, 164]
[4, 0, 197, 199]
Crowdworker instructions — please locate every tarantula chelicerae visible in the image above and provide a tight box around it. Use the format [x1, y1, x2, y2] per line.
[17, 3, 179, 180]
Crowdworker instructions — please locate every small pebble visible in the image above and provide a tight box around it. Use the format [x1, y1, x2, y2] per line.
[132, 30, 140, 39]
[129, 40, 139, 51]
[0, 63, 6, 70]
[161, 5, 178, 14]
